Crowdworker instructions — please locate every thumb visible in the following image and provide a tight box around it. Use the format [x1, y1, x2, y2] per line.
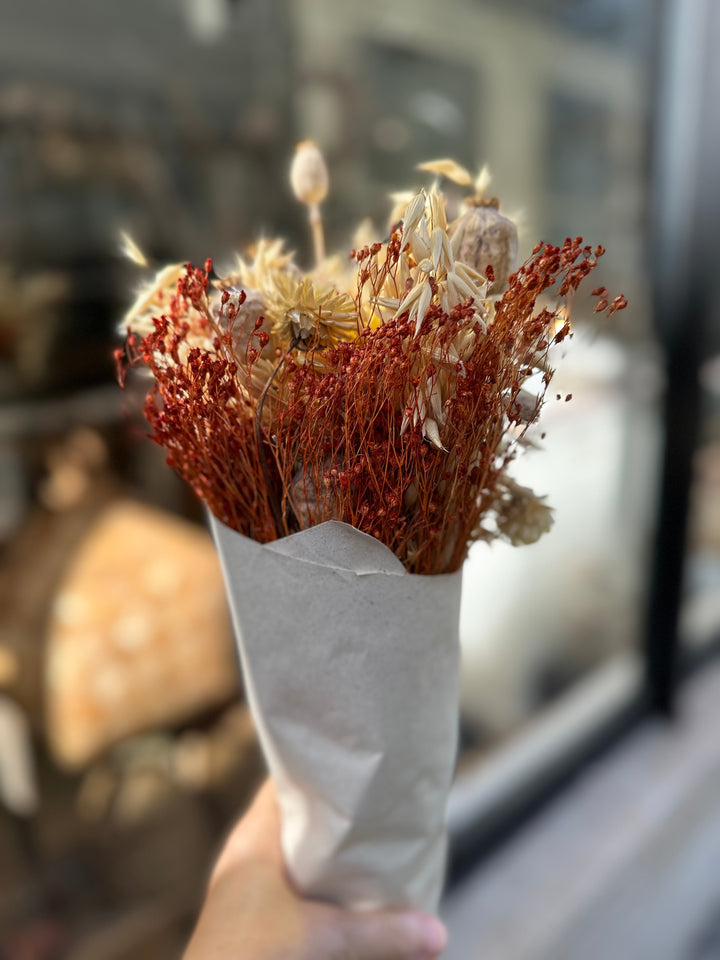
[316, 907, 448, 960]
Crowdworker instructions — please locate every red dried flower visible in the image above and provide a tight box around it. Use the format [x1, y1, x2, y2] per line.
[118, 170, 625, 574]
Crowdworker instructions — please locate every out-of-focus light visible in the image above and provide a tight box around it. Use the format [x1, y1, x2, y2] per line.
[410, 91, 464, 135]
[554, 305, 571, 335]
[372, 117, 411, 153]
[700, 354, 720, 397]
[184, 0, 229, 44]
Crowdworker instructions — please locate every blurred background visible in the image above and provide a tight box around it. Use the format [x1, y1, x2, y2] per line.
[0, 0, 719, 957]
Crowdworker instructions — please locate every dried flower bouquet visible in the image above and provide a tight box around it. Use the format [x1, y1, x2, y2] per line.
[119, 144, 625, 911]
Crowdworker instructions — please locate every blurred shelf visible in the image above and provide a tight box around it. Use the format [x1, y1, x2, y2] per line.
[0, 383, 127, 439]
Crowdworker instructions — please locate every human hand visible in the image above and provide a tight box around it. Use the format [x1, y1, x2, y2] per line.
[182, 780, 448, 960]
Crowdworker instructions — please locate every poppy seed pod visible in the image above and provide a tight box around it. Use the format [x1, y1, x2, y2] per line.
[451, 203, 518, 294]
[290, 140, 329, 207]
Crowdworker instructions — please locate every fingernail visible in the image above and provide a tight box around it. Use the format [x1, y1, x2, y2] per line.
[411, 914, 447, 955]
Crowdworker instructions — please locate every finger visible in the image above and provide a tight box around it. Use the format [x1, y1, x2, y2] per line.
[316, 907, 448, 960]
[212, 779, 283, 882]
[239, 779, 281, 849]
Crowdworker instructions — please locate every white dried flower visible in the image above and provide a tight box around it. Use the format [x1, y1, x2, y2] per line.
[290, 140, 329, 207]
[121, 263, 185, 336]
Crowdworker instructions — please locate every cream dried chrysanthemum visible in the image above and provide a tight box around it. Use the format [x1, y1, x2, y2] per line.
[121, 262, 186, 337]
[217, 238, 297, 296]
[213, 239, 303, 363]
[309, 252, 358, 296]
[495, 480, 554, 546]
[265, 273, 357, 349]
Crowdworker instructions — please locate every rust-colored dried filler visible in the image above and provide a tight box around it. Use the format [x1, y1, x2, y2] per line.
[118, 149, 626, 575]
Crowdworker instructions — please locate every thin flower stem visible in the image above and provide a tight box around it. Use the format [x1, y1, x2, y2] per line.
[255, 354, 286, 537]
[309, 204, 325, 267]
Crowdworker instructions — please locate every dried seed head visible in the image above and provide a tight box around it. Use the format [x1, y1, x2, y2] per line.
[290, 140, 329, 207]
[451, 204, 518, 294]
[496, 482, 553, 546]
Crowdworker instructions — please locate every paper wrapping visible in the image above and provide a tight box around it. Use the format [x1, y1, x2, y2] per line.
[209, 516, 462, 913]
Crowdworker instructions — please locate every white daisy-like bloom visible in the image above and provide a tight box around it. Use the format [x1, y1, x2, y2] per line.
[218, 238, 297, 299]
